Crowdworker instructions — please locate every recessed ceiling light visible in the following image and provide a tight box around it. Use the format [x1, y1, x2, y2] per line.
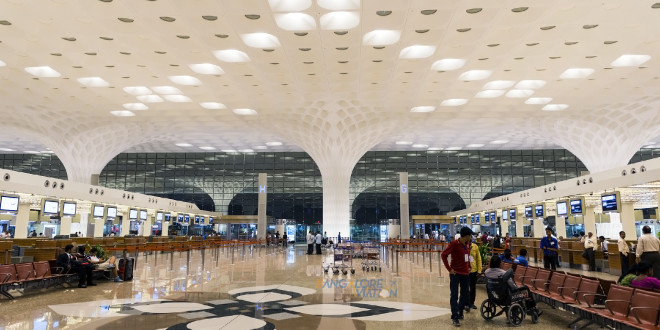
[396, 141, 413, 145]
[410, 106, 436, 113]
[202, 16, 217, 21]
[483, 80, 515, 89]
[274, 13, 317, 30]
[446, 146, 462, 150]
[110, 110, 135, 117]
[123, 86, 152, 95]
[24, 66, 61, 77]
[490, 140, 508, 144]
[475, 90, 505, 98]
[652, 3, 660, 8]
[189, 63, 224, 75]
[176, 143, 193, 147]
[160, 16, 176, 22]
[233, 108, 258, 115]
[266, 142, 282, 146]
[542, 104, 569, 111]
[240, 33, 281, 48]
[505, 89, 534, 98]
[24, 151, 41, 154]
[254, 146, 268, 150]
[440, 99, 468, 106]
[412, 144, 428, 148]
[163, 95, 192, 102]
[515, 80, 546, 89]
[319, 11, 360, 30]
[427, 147, 442, 151]
[317, 0, 360, 10]
[399, 45, 436, 59]
[221, 149, 237, 153]
[0, 60, 6, 67]
[268, 0, 312, 11]
[458, 70, 492, 81]
[362, 30, 401, 46]
[610, 54, 651, 67]
[169, 75, 202, 86]
[212, 49, 251, 62]
[199, 146, 216, 150]
[559, 68, 594, 79]
[200, 102, 226, 109]
[467, 144, 485, 148]
[456, 28, 471, 32]
[540, 25, 555, 30]
[583, 24, 598, 29]
[77, 77, 109, 87]
[421, 9, 437, 15]
[525, 97, 552, 105]
[0, 148, 15, 152]
[431, 59, 466, 71]
[151, 86, 182, 95]
[511, 7, 528, 12]
[239, 149, 254, 153]
[136, 95, 164, 103]
[123, 103, 148, 110]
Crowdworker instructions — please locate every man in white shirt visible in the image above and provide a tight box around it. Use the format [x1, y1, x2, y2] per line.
[454, 231, 461, 241]
[617, 231, 631, 279]
[636, 225, 660, 280]
[315, 231, 322, 255]
[306, 231, 314, 255]
[583, 232, 597, 271]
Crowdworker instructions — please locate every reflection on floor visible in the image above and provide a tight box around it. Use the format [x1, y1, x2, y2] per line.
[0, 245, 614, 329]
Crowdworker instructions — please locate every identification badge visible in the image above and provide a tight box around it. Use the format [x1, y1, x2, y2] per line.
[469, 255, 474, 263]
[465, 254, 469, 262]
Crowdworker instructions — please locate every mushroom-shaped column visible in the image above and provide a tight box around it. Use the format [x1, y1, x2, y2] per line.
[267, 100, 399, 239]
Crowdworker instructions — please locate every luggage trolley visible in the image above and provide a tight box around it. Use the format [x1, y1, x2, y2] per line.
[330, 244, 354, 275]
[361, 247, 381, 272]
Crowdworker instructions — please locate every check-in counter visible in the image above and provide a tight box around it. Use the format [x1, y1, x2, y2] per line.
[0, 240, 12, 264]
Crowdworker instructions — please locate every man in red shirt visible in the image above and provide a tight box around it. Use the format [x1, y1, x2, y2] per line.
[442, 226, 473, 327]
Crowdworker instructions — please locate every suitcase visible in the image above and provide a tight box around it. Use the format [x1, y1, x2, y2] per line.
[118, 257, 134, 281]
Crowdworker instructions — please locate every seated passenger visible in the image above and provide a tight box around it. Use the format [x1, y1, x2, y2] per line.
[56, 244, 95, 288]
[514, 249, 529, 267]
[88, 248, 122, 282]
[485, 256, 541, 313]
[501, 249, 514, 263]
[619, 264, 639, 287]
[631, 262, 660, 291]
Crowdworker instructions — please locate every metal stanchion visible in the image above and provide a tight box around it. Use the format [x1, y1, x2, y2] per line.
[395, 249, 399, 276]
[438, 251, 443, 278]
[430, 251, 433, 273]
[423, 250, 425, 268]
[201, 246, 205, 268]
[231, 244, 235, 265]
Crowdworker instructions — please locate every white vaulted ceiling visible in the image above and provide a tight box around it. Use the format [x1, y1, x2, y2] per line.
[1, 0, 660, 173]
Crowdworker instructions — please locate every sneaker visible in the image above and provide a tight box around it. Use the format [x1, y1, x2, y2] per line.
[78, 284, 87, 288]
[114, 276, 123, 282]
[458, 314, 464, 320]
[452, 319, 460, 327]
[471, 304, 477, 310]
[536, 309, 543, 317]
[464, 306, 471, 313]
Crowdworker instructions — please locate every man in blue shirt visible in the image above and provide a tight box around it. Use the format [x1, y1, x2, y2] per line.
[514, 249, 529, 267]
[540, 226, 559, 270]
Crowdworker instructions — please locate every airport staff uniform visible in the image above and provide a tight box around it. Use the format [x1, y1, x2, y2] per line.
[636, 232, 660, 280]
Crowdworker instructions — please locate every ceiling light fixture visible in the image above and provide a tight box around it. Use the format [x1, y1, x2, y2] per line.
[24, 66, 61, 77]
[199, 146, 216, 150]
[440, 99, 468, 106]
[505, 89, 534, 98]
[317, 0, 361, 10]
[189, 63, 224, 75]
[163, 95, 192, 102]
[610, 54, 651, 67]
[110, 110, 135, 117]
[151, 86, 182, 95]
[77, 77, 109, 87]
[123, 103, 148, 110]
[431, 59, 466, 71]
[212, 49, 251, 62]
[542, 104, 569, 111]
[427, 147, 442, 151]
[0, 60, 6, 66]
[515, 80, 546, 89]
[123, 86, 152, 95]
[399, 45, 436, 59]
[362, 30, 401, 46]
[412, 144, 428, 148]
[525, 97, 552, 105]
[490, 140, 508, 144]
[240, 33, 281, 48]
[446, 146, 462, 150]
[176, 143, 193, 147]
[396, 141, 413, 145]
[458, 70, 492, 81]
[266, 142, 282, 146]
[475, 90, 505, 98]
[169, 75, 202, 86]
[239, 149, 254, 153]
[467, 144, 485, 148]
[483, 80, 515, 89]
[200, 102, 226, 109]
[559, 68, 594, 79]
[233, 108, 258, 115]
[0, 148, 15, 152]
[136, 95, 164, 103]
[254, 146, 268, 150]
[274, 13, 317, 30]
[268, 0, 312, 11]
[410, 106, 436, 113]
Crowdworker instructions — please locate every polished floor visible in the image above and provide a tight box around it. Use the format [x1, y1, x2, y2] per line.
[0, 245, 618, 329]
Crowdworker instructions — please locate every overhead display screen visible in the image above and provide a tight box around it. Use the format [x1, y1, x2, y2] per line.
[489, 212, 496, 222]
[570, 199, 583, 214]
[106, 206, 117, 218]
[509, 209, 516, 220]
[535, 205, 544, 217]
[93, 205, 105, 217]
[139, 210, 147, 220]
[0, 196, 19, 212]
[524, 206, 533, 218]
[502, 210, 508, 221]
[129, 209, 138, 219]
[62, 202, 77, 216]
[556, 201, 568, 216]
[43, 200, 60, 214]
[602, 194, 619, 212]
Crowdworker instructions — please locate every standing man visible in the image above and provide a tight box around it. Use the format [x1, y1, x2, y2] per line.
[315, 231, 322, 255]
[282, 232, 288, 248]
[636, 225, 660, 280]
[540, 226, 559, 270]
[584, 232, 597, 271]
[442, 227, 473, 327]
[467, 236, 482, 311]
[617, 231, 630, 281]
[306, 231, 314, 255]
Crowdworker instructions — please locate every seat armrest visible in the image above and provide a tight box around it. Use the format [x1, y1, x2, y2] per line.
[580, 293, 606, 307]
[51, 266, 64, 274]
[557, 286, 578, 299]
[604, 299, 631, 315]
[530, 279, 549, 291]
[0, 272, 12, 283]
[573, 290, 597, 304]
[629, 306, 660, 325]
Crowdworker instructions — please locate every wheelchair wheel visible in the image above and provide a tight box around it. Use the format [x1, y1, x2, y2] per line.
[480, 299, 496, 320]
[507, 303, 525, 327]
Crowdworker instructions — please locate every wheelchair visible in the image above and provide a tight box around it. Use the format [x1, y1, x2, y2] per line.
[480, 274, 541, 326]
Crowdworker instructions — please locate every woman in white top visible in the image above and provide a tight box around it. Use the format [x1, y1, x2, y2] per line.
[88, 248, 122, 282]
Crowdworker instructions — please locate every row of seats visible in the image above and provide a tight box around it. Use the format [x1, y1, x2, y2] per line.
[504, 262, 660, 329]
[0, 261, 105, 299]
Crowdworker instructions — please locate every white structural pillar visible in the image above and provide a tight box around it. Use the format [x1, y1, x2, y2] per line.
[533, 217, 545, 238]
[621, 201, 637, 238]
[515, 212, 524, 237]
[143, 216, 152, 236]
[121, 216, 131, 237]
[161, 221, 169, 237]
[399, 172, 410, 239]
[15, 203, 30, 238]
[93, 216, 104, 238]
[556, 216, 567, 239]
[501, 216, 509, 236]
[321, 168, 351, 240]
[584, 206, 597, 236]
[60, 216, 72, 236]
[258, 173, 267, 240]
